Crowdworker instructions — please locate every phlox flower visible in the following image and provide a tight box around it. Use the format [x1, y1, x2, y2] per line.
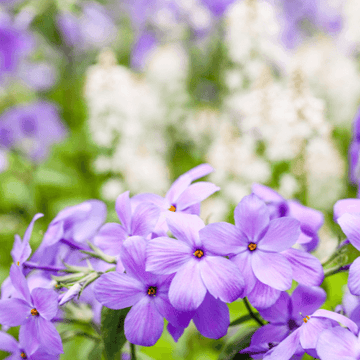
[94, 236, 192, 346]
[146, 213, 245, 311]
[0, 265, 63, 355]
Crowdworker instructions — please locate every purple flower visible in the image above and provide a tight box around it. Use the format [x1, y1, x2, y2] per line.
[94, 236, 192, 346]
[200, 0, 236, 17]
[200, 194, 302, 308]
[252, 183, 324, 251]
[241, 285, 326, 358]
[349, 107, 360, 186]
[131, 164, 220, 236]
[131, 31, 158, 71]
[0, 331, 59, 360]
[317, 326, 360, 360]
[0, 265, 63, 355]
[334, 198, 360, 221]
[338, 287, 360, 328]
[264, 309, 358, 360]
[146, 213, 245, 311]
[94, 191, 160, 259]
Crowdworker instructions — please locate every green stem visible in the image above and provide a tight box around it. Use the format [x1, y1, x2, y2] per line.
[130, 342, 137, 360]
[243, 297, 264, 327]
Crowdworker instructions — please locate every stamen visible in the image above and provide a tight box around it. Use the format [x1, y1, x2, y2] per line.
[20, 352, 27, 359]
[303, 315, 310, 323]
[193, 249, 204, 258]
[169, 205, 176, 212]
[16, 261, 20, 266]
[147, 286, 157, 296]
[248, 243, 257, 251]
[30, 308, 39, 316]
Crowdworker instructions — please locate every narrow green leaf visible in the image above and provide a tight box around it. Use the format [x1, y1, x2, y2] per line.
[88, 343, 103, 360]
[100, 307, 130, 360]
[229, 314, 254, 327]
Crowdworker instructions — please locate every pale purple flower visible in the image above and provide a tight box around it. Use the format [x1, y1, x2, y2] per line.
[95, 236, 192, 346]
[146, 213, 245, 311]
[200, 194, 322, 309]
[131, 31, 158, 71]
[0, 265, 63, 355]
[200, 0, 236, 16]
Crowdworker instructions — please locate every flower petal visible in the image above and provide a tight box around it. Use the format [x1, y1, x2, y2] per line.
[10, 264, 31, 304]
[131, 193, 166, 211]
[258, 217, 300, 252]
[93, 223, 127, 255]
[334, 198, 360, 220]
[299, 316, 332, 350]
[167, 323, 185, 343]
[252, 183, 284, 202]
[0, 298, 30, 326]
[166, 212, 204, 248]
[0, 332, 19, 353]
[115, 191, 132, 232]
[252, 252, 293, 291]
[291, 285, 326, 321]
[36, 317, 63, 354]
[124, 296, 164, 346]
[264, 328, 301, 360]
[19, 319, 40, 355]
[41, 220, 64, 247]
[231, 251, 257, 295]
[247, 279, 281, 309]
[31, 288, 58, 320]
[169, 258, 207, 311]
[317, 327, 360, 360]
[349, 257, 360, 296]
[199, 256, 244, 303]
[281, 248, 324, 286]
[200, 222, 247, 256]
[94, 272, 145, 309]
[259, 291, 291, 324]
[288, 200, 323, 232]
[146, 236, 192, 275]
[23, 213, 44, 246]
[176, 182, 220, 210]
[337, 213, 360, 251]
[192, 292, 229, 339]
[234, 194, 270, 242]
[131, 203, 160, 237]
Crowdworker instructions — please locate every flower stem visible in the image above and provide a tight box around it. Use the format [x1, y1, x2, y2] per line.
[130, 342, 137, 360]
[243, 297, 264, 326]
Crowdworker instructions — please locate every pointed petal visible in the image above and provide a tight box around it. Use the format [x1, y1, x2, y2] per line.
[281, 248, 324, 286]
[231, 251, 257, 295]
[247, 279, 281, 309]
[131, 203, 160, 237]
[337, 213, 360, 251]
[258, 218, 300, 252]
[93, 223, 127, 255]
[317, 327, 360, 360]
[31, 288, 58, 320]
[192, 292, 229, 339]
[94, 272, 145, 309]
[288, 200, 324, 232]
[115, 191, 132, 232]
[252, 183, 284, 202]
[0, 332, 19, 353]
[200, 222, 247, 256]
[167, 323, 185, 343]
[259, 291, 291, 324]
[264, 329, 301, 360]
[0, 298, 30, 326]
[146, 236, 192, 275]
[36, 317, 63, 354]
[234, 194, 270, 242]
[349, 258, 360, 296]
[10, 264, 31, 304]
[166, 212, 204, 248]
[252, 251, 293, 291]
[199, 256, 244, 303]
[19, 320, 40, 355]
[169, 259, 207, 311]
[131, 193, 166, 211]
[250, 323, 289, 347]
[291, 285, 326, 321]
[124, 296, 164, 346]
[334, 198, 360, 220]
[299, 317, 332, 349]
[23, 214, 44, 245]
[176, 182, 220, 210]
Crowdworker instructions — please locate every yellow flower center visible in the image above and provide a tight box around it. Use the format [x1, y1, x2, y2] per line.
[248, 243, 257, 251]
[169, 205, 176, 212]
[30, 308, 39, 316]
[20, 352, 27, 359]
[194, 249, 204, 258]
[147, 286, 157, 296]
[303, 315, 310, 323]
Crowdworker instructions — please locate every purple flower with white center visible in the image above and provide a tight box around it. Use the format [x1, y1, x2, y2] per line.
[131, 164, 220, 236]
[252, 183, 324, 251]
[146, 213, 245, 311]
[0, 331, 59, 360]
[94, 191, 160, 260]
[0, 265, 63, 355]
[200, 194, 302, 308]
[317, 326, 360, 360]
[94, 236, 193, 346]
[263, 309, 358, 360]
[241, 285, 326, 358]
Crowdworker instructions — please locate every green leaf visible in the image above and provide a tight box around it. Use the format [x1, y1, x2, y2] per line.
[88, 342, 104, 360]
[218, 326, 257, 360]
[229, 314, 254, 327]
[100, 307, 130, 360]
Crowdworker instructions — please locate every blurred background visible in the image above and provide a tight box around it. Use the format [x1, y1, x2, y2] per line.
[0, 0, 359, 358]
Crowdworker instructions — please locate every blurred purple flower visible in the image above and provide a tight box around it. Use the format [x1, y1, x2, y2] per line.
[95, 236, 193, 346]
[131, 31, 158, 71]
[200, 0, 236, 16]
[146, 213, 245, 311]
[0, 265, 63, 355]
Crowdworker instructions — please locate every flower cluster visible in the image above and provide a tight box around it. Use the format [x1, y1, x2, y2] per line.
[0, 163, 359, 360]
